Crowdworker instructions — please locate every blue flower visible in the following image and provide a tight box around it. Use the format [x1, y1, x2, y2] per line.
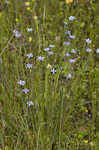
[96, 48, 99, 53]
[26, 53, 33, 58]
[48, 51, 54, 55]
[65, 53, 71, 56]
[63, 41, 70, 46]
[85, 38, 92, 44]
[69, 35, 76, 39]
[65, 73, 72, 79]
[27, 101, 34, 106]
[71, 49, 77, 53]
[65, 30, 71, 35]
[22, 88, 30, 94]
[13, 30, 21, 38]
[51, 68, 57, 74]
[17, 80, 25, 86]
[38, 56, 44, 61]
[69, 59, 76, 63]
[26, 64, 33, 69]
[44, 48, 50, 51]
[86, 48, 92, 52]
[69, 16, 76, 21]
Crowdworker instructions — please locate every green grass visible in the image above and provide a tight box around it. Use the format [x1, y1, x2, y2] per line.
[0, 0, 99, 149]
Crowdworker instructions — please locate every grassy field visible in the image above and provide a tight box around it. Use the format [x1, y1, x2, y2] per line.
[0, 0, 99, 149]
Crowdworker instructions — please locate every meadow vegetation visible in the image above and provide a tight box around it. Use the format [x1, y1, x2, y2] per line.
[0, 0, 99, 149]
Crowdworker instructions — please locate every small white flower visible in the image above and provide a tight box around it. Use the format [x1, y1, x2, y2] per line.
[26, 53, 33, 58]
[96, 48, 99, 53]
[90, 142, 94, 146]
[44, 48, 50, 51]
[26, 64, 33, 69]
[65, 53, 70, 56]
[13, 30, 21, 38]
[86, 48, 92, 52]
[38, 56, 44, 61]
[17, 80, 25, 86]
[51, 68, 57, 74]
[69, 59, 76, 63]
[71, 49, 77, 53]
[69, 16, 76, 21]
[48, 51, 54, 55]
[22, 88, 30, 94]
[69, 35, 76, 39]
[85, 38, 92, 44]
[65, 73, 72, 79]
[49, 44, 55, 48]
[27, 101, 34, 106]
[27, 28, 33, 32]
[47, 64, 52, 69]
[63, 41, 70, 46]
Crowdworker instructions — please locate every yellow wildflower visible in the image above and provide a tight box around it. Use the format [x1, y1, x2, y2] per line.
[5, 146, 8, 150]
[84, 140, 88, 144]
[33, 16, 38, 20]
[26, 7, 31, 11]
[0, 146, 9, 150]
[25, 2, 30, 6]
[29, 37, 32, 42]
[66, 0, 73, 4]
[85, 109, 88, 113]
[15, 18, 19, 22]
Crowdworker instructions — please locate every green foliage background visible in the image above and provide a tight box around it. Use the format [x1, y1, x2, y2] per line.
[0, 0, 99, 149]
